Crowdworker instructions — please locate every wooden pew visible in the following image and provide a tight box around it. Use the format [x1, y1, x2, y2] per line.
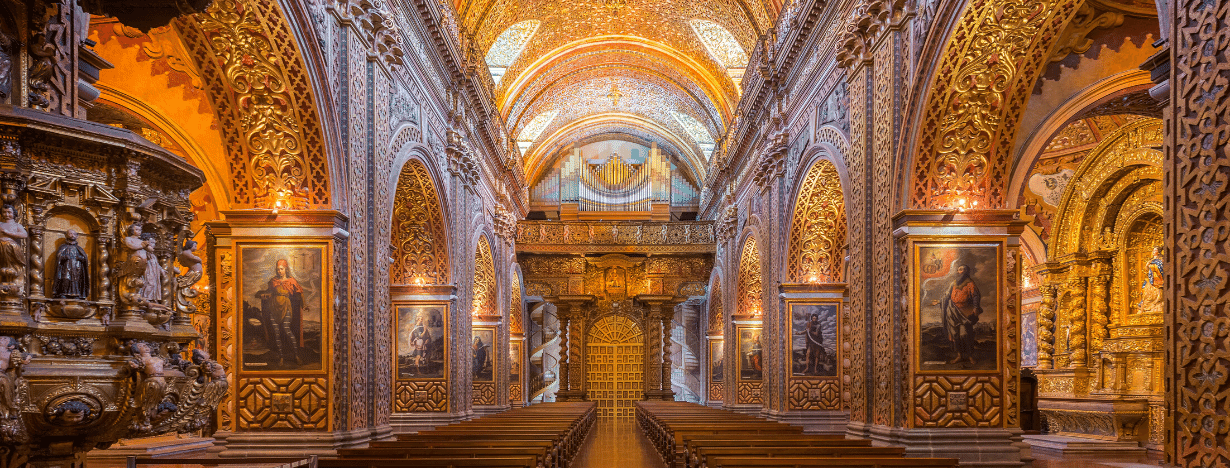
[125, 455, 317, 467]
[329, 402, 595, 468]
[635, 402, 957, 468]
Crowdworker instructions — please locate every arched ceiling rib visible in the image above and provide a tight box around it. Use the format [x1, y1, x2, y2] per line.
[459, 0, 776, 184]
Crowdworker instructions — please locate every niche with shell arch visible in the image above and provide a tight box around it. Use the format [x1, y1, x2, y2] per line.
[41, 208, 101, 304]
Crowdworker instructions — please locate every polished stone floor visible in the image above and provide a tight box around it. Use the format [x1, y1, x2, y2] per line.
[571, 417, 665, 468]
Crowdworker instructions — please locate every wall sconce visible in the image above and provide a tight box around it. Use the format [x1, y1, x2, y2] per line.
[412, 276, 426, 287]
[954, 197, 978, 213]
[807, 273, 820, 284]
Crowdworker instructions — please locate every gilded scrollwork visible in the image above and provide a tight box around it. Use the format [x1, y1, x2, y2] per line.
[737, 236, 763, 318]
[472, 238, 496, 318]
[787, 159, 846, 283]
[390, 160, 450, 285]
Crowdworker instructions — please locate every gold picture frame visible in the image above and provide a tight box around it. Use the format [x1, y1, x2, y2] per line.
[912, 240, 1004, 374]
[786, 301, 840, 379]
[236, 241, 331, 375]
[472, 326, 496, 383]
[394, 302, 449, 381]
[736, 325, 763, 382]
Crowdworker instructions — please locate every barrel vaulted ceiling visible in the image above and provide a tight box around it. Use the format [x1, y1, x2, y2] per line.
[456, 0, 779, 184]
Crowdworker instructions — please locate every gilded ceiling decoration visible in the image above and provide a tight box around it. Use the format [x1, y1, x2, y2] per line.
[390, 160, 450, 285]
[457, 0, 775, 194]
[787, 159, 847, 282]
[472, 237, 497, 317]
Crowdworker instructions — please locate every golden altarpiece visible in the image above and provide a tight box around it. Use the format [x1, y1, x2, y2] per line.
[1031, 119, 1164, 451]
[515, 221, 713, 412]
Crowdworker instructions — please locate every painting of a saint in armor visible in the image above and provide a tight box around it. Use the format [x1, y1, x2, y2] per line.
[396, 304, 447, 379]
[239, 244, 327, 372]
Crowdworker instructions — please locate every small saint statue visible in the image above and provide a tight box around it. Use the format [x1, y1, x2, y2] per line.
[52, 229, 89, 299]
[138, 234, 163, 302]
[0, 205, 26, 289]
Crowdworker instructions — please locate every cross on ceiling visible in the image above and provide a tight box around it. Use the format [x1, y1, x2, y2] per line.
[607, 84, 623, 106]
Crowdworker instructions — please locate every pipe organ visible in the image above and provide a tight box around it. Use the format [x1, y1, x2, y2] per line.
[531, 142, 697, 220]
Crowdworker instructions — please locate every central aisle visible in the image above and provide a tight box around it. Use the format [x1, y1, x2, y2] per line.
[571, 418, 664, 468]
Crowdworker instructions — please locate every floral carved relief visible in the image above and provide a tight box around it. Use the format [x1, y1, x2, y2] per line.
[391, 160, 450, 285]
[788, 160, 846, 282]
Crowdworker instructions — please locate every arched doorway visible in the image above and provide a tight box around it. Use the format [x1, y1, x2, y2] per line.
[587, 315, 644, 418]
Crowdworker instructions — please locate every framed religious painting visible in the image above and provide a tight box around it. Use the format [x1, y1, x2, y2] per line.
[509, 340, 522, 389]
[472, 326, 496, 383]
[736, 326, 763, 382]
[709, 339, 724, 383]
[787, 302, 839, 378]
[394, 302, 448, 380]
[913, 241, 1003, 373]
[236, 242, 331, 374]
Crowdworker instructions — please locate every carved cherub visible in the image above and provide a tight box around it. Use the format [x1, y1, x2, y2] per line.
[127, 341, 167, 431]
[0, 336, 30, 419]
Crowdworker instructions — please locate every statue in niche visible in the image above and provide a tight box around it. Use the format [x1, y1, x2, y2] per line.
[1139, 246, 1164, 314]
[138, 233, 163, 302]
[52, 229, 89, 299]
[0, 205, 26, 294]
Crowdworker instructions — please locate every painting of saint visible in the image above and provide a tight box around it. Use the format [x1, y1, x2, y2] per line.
[709, 340, 724, 382]
[240, 245, 326, 372]
[1138, 246, 1163, 314]
[1021, 310, 1038, 368]
[396, 304, 446, 379]
[738, 327, 762, 382]
[472, 328, 495, 382]
[509, 341, 521, 385]
[917, 244, 999, 372]
[790, 303, 838, 377]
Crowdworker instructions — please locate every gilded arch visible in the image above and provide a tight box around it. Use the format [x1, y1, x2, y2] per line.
[390, 159, 451, 285]
[906, 0, 1083, 209]
[787, 158, 847, 283]
[174, 0, 333, 208]
[472, 236, 497, 317]
[737, 235, 763, 317]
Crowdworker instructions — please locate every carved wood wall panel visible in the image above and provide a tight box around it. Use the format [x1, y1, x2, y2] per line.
[871, 40, 896, 427]
[391, 159, 450, 285]
[215, 249, 236, 431]
[393, 381, 449, 412]
[709, 382, 724, 401]
[907, 0, 1079, 208]
[844, 65, 869, 423]
[737, 381, 764, 405]
[913, 375, 1003, 427]
[708, 282, 724, 335]
[473, 382, 496, 405]
[1168, 0, 1230, 461]
[236, 377, 330, 430]
[511, 269, 524, 334]
[787, 159, 846, 282]
[788, 380, 842, 410]
[175, 0, 331, 208]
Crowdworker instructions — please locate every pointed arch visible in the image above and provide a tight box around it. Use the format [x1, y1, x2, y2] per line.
[390, 159, 450, 285]
[737, 235, 763, 317]
[472, 236, 497, 317]
[510, 267, 524, 334]
[787, 159, 847, 282]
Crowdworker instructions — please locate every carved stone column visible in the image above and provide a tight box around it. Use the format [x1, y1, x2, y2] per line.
[637, 294, 679, 401]
[1068, 277, 1089, 368]
[661, 307, 674, 400]
[1036, 284, 1057, 369]
[549, 295, 592, 402]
